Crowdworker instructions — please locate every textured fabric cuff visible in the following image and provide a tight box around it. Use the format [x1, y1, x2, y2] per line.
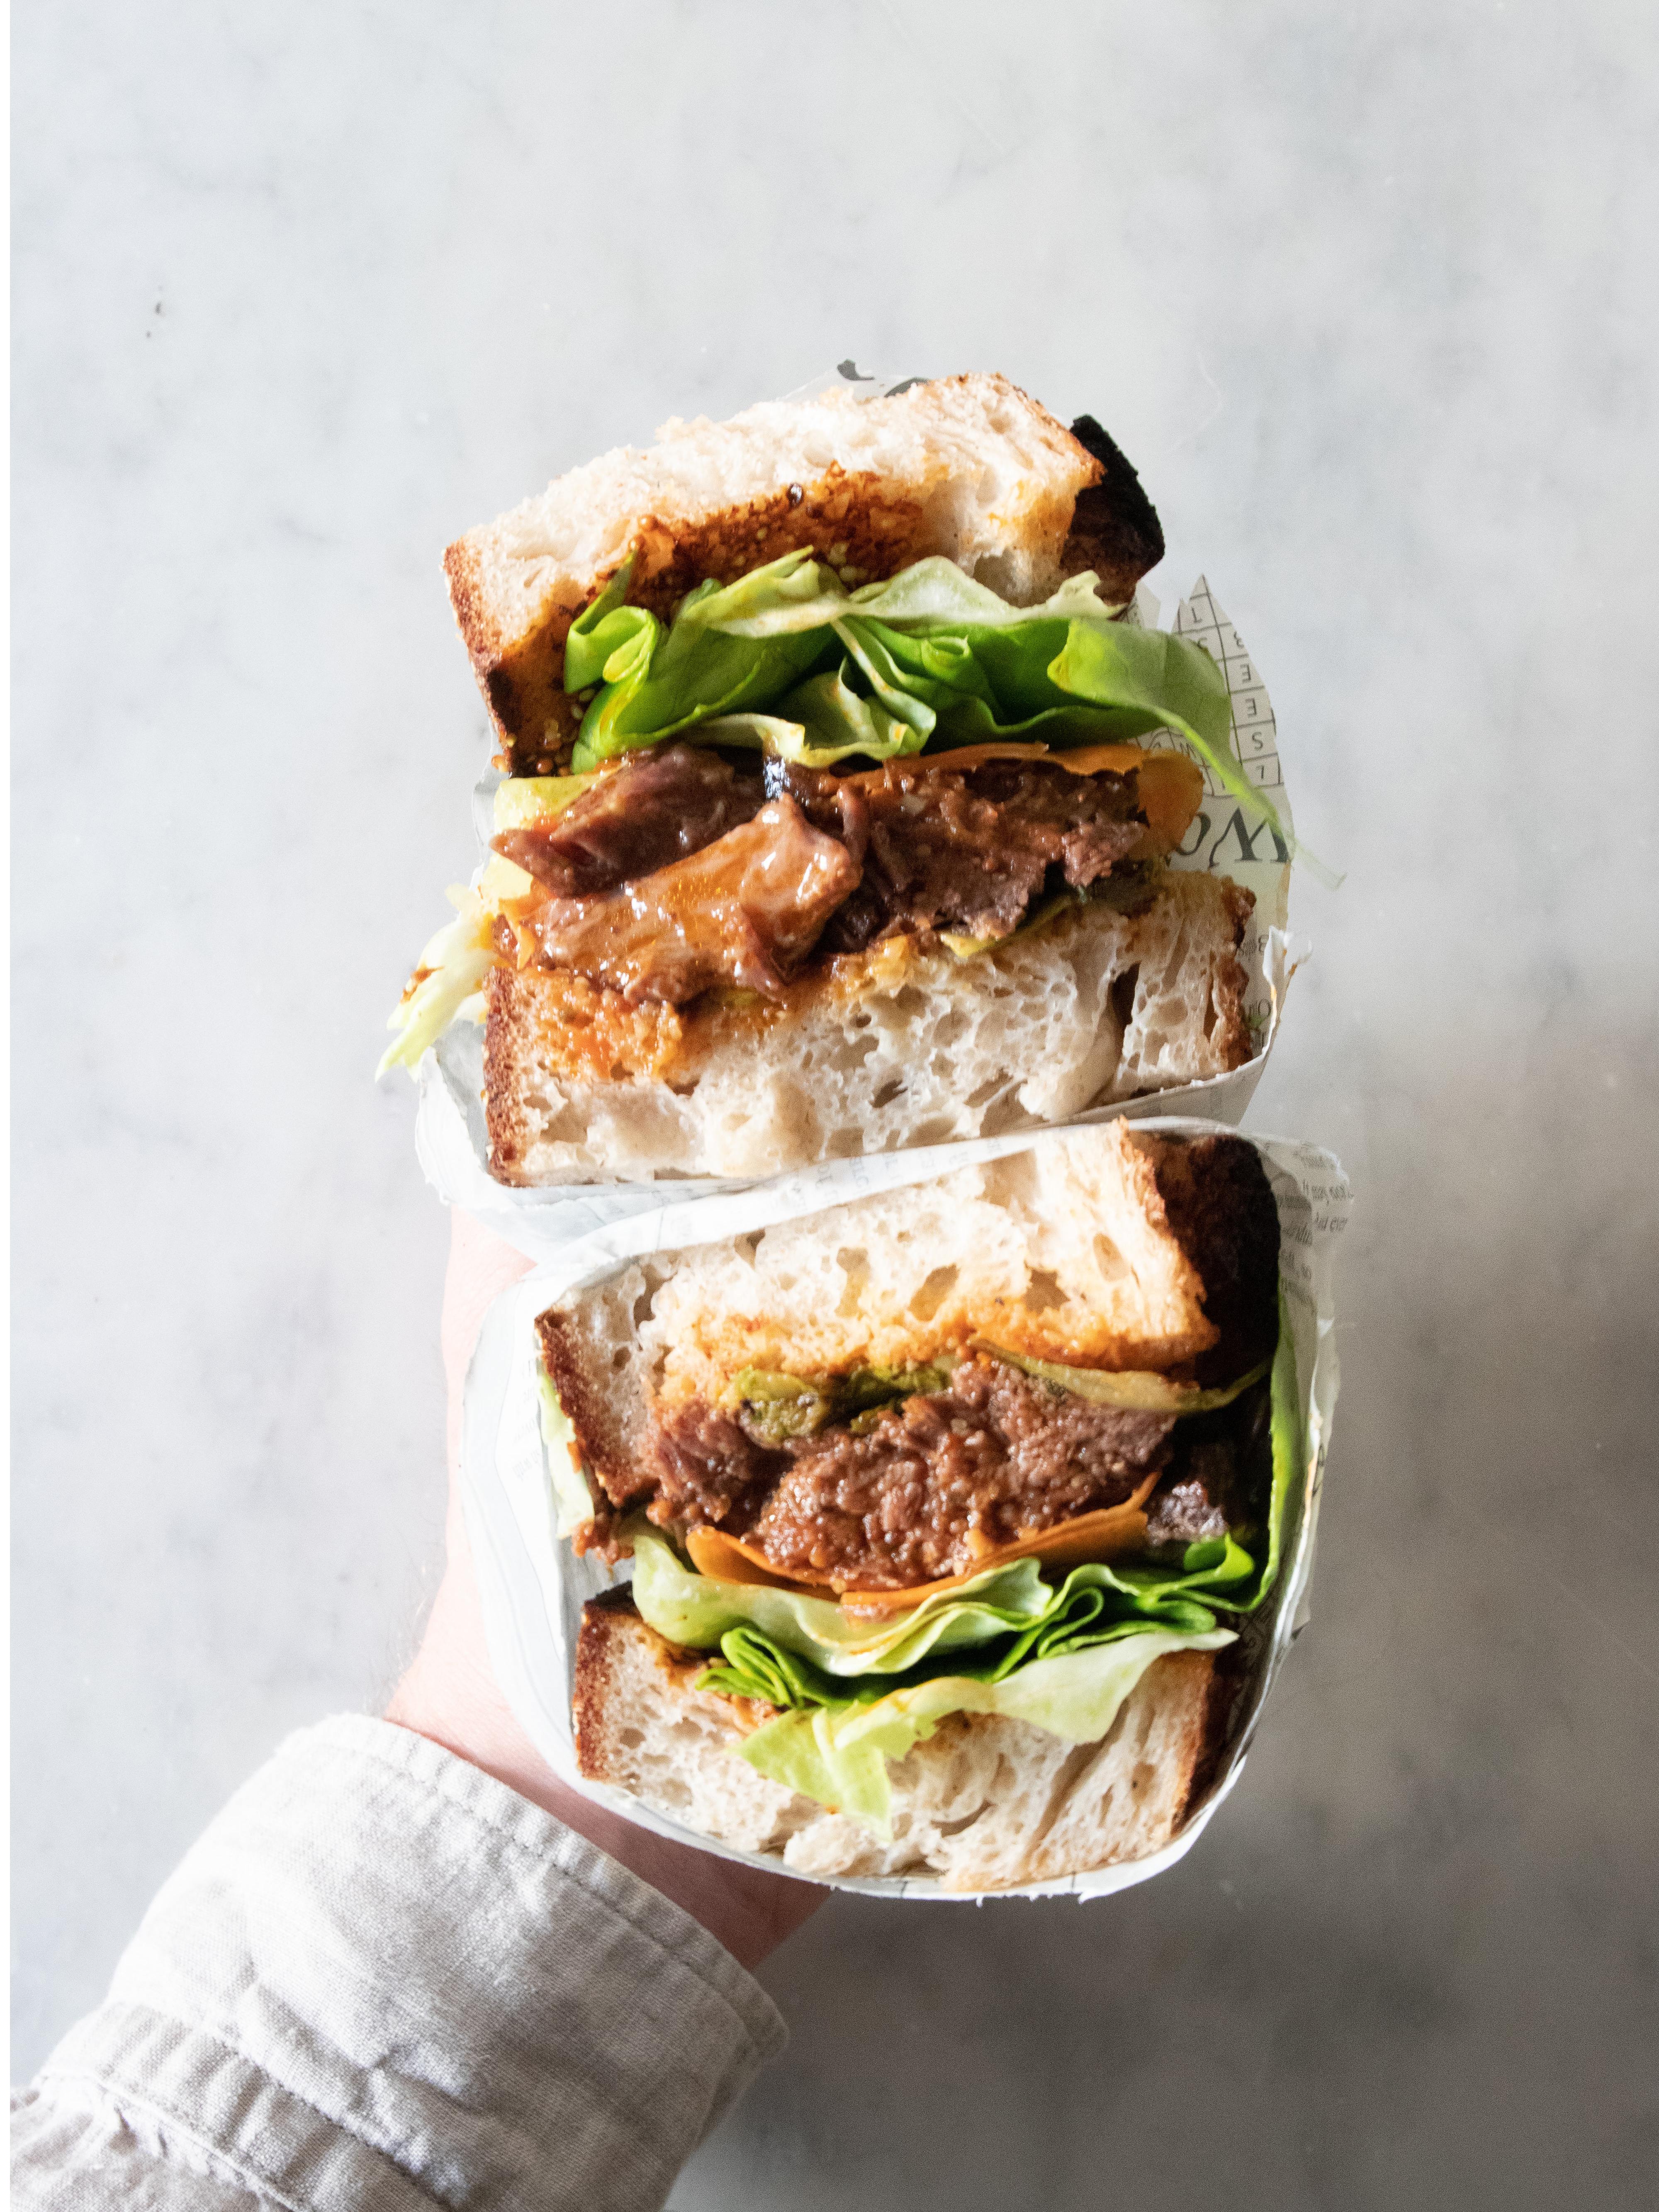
[29, 1716, 786, 2212]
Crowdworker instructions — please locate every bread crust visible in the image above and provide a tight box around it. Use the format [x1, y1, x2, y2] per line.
[573, 1595, 1234, 1889]
[442, 537, 586, 764]
[1062, 413, 1167, 601]
[536, 1305, 652, 1514]
[1152, 1133, 1284, 1385]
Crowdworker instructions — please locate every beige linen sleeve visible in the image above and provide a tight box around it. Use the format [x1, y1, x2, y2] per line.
[10, 1714, 788, 2212]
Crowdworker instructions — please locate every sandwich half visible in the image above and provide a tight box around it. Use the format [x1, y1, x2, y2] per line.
[537, 1119, 1301, 1889]
[383, 375, 1276, 1181]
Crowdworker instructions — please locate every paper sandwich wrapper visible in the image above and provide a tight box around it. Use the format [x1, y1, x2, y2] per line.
[416, 572, 1303, 1263]
[459, 1116, 1350, 1903]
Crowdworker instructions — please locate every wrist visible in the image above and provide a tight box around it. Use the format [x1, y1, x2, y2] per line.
[385, 1517, 822, 1971]
[387, 1627, 815, 1973]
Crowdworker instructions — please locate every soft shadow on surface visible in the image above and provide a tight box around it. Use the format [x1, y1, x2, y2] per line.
[670, 1013, 1659, 2212]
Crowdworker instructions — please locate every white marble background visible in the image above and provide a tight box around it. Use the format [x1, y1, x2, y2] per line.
[13, 2, 1658, 2202]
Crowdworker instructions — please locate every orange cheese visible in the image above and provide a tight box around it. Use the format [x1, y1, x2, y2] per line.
[1053, 746, 1204, 851]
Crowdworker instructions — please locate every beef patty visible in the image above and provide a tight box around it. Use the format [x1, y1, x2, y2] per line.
[648, 1355, 1176, 1590]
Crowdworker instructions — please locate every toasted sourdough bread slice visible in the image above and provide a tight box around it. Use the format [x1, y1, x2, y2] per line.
[487, 873, 1254, 1186]
[445, 374, 1157, 769]
[537, 1121, 1280, 1510]
[573, 1597, 1230, 1890]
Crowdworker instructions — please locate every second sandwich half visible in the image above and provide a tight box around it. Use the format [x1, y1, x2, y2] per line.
[530, 1118, 1304, 1889]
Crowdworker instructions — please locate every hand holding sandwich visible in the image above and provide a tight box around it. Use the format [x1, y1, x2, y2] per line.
[385, 1208, 825, 1970]
[372, 371, 1340, 1906]
[15, 1208, 815, 2204]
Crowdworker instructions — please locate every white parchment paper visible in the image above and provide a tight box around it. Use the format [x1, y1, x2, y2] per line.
[459, 1118, 1350, 1902]
[414, 570, 1299, 1259]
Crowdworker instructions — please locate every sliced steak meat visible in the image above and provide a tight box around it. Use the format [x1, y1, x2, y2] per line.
[1142, 1378, 1272, 1557]
[1142, 1450, 1234, 1554]
[494, 744, 766, 894]
[511, 748, 1146, 1006]
[530, 794, 860, 1004]
[820, 757, 1145, 953]
[961, 758, 1145, 872]
[649, 1355, 1174, 1591]
[647, 1400, 785, 1532]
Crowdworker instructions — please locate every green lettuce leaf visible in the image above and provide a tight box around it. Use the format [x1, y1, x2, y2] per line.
[537, 1373, 596, 1540]
[566, 554, 838, 768]
[563, 549, 1287, 850]
[739, 1631, 1234, 1835]
[712, 558, 1126, 638]
[631, 1529, 1070, 1679]
[376, 886, 494, 1077]
[695, 1567, 1227, 1710]
[689, 707, 917, 772]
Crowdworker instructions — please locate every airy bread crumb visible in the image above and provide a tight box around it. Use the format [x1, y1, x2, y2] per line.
[485, 873, 1255, 1185]
[573, 1598, 1227, 1891]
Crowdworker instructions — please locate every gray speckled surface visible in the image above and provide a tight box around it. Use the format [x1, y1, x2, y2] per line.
[13, 2, 1659, 2202]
